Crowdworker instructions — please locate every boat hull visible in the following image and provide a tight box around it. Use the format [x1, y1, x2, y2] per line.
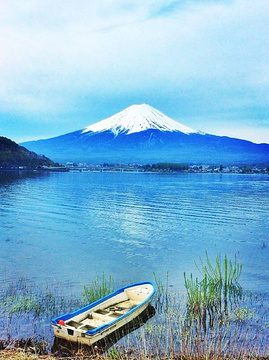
[51, 281, 155, 346]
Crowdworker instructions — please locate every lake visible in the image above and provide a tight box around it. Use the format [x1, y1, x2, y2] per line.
[0, 171, 268, 298]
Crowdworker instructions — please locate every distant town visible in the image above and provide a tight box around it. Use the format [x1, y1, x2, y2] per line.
[37, 162, 269, 174]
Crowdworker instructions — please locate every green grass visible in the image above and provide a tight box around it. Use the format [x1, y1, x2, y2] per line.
[82, 272, 114, 303]
[183, 252, 243, 331]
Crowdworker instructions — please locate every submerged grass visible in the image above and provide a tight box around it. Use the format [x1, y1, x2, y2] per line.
[183, 252, 243, 332]
[0, 273, 115, 347]
[153, 271, 170, 312]
[0, 258, 268, 359]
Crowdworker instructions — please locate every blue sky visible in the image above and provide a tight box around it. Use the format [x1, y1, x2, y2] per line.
[0, 0, 268, 144]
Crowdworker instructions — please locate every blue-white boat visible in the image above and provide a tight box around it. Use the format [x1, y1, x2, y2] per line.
[51, 281, 155, 346]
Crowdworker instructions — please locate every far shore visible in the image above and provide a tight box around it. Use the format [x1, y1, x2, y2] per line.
[1, 162, 269, 174]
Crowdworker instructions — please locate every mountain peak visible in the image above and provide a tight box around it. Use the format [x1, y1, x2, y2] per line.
[82, 104, 199, 136]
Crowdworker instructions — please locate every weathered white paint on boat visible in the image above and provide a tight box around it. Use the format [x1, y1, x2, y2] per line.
[51, 281, 155, 346]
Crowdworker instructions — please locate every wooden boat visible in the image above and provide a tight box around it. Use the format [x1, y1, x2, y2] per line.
[51, 281, 155, 346]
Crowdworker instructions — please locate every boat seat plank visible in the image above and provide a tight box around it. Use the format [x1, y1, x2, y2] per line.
[90, 311, 121, 322]
[81, 316, 106, 327]
[115, 300, 139, 309]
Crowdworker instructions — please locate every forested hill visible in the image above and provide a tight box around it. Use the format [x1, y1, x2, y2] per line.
[0, 136, 58, 169]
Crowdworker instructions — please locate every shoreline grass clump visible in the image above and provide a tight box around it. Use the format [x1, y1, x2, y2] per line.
[183, 253, 243, 330]
[82, 272, 114, 303]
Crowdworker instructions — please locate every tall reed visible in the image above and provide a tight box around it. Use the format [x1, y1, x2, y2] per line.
[152, 271, 169, 312]
[184, 253, 243, 332]
[82, 272, 114, 303]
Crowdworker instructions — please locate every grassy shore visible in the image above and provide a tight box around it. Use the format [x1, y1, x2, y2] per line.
[0, 348, 269, 360]
[0, 256, 268, 359]
[0, 349, 55, 359]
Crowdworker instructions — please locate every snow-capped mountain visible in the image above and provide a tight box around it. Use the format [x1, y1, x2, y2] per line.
[82, 104, 201, 136]
[21, 104, 269, 164]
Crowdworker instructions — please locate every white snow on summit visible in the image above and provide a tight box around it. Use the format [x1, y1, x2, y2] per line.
[82, 104, 200, 136]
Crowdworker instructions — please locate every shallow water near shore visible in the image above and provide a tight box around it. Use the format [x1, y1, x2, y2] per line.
[0, 171, 268, 295]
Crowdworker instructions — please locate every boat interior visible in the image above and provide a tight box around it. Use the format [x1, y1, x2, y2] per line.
[64, 286, 150, 331]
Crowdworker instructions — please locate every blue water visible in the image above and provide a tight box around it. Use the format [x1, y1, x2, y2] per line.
[0, 171, 269, 297]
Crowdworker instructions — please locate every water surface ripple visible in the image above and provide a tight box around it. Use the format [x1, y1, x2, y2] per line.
[0, 171, 268, 295]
